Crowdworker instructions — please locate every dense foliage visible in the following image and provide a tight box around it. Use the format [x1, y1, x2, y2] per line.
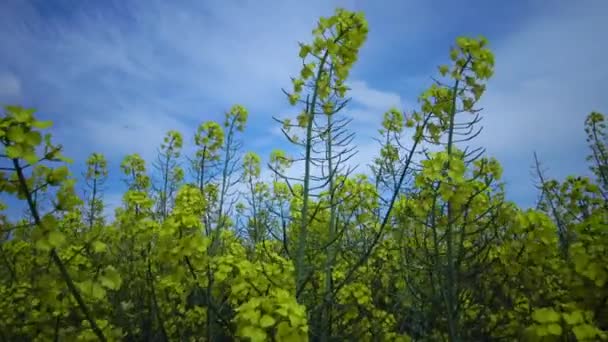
[1, 8, 606, 342]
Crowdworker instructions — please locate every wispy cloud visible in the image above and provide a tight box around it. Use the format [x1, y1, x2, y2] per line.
[479, 0, 606, 154]
[0, 0, 605, 213]
[0, 0, 355, 163]
[0, 72, 21, 99]
[476, 0, 607, 205]
[349, 81, 403, 113]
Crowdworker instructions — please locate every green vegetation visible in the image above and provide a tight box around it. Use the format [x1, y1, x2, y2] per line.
[1, 8, 606, 342]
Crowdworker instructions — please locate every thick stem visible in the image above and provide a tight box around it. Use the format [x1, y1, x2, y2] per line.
[321, 109, 337, 342]
[217, 118, 236, 232]
[161, 152, 171, 220]
[590, 121, 608, 196]
[88, 164, 98, 230]
[444, 78, 459, 341]
[248, 173, 260, 244]
[296, 51, 329, 296]
[198, 147, 207, 192]
[147, 250, 168, 341]
[443, 58, 471, 340]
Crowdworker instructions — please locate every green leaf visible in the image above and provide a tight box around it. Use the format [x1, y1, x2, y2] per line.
[25, 131, 42, 146]
[92, 241, 107, 253]
[299, 44, 310, 58]
[276, 321, 292, 337]
[23, 151, 38, 165]
[563, 311, 584, 325]
[450, 48, 459, 61]
[7, 126, 25, 143]
[573, 324, 598, 340]
[80, 280, 106, 300]
[48, 230, 66, 248]
[91, 282, 106, 299]
[99, 266, 122, 290]
[259, 315, 276, 328]
[5, 105, 22, 115]
[11, 107, 34, 123]
[535, 324, 549, 337]
[5, 144, 23, 159]
[289, 93, 300, 106]
[32, 120, 53, 129]
[49, 166, 69, 185]
[35, 238, 52, 251]
[532, 308, 560, 323]
[547, 323, 562, 336]
[240, 326, 266, 342]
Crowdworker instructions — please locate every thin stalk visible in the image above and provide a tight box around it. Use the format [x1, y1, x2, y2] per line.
[444, 76, 459, 341]
[321, 110, 337, 342]
[12, 158, 107, 341]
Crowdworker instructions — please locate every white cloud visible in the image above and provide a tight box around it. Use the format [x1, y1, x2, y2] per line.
[56, 105, 194, 166]
[1, 0, 603, 210]
[346, 80, 409, 173]
[0, 72, 21, 99]
[347, 80, 406, 138]
[0, 0, 359, 166]
[467, 1, 608, 204]
[349, 80, 403, 112]
[0, 0, 424, 180]
[478, 0, 607, 158]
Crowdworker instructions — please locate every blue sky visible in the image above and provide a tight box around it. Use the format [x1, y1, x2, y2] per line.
[1, 0, 606, 219]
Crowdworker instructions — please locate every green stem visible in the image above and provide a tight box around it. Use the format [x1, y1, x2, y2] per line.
[296, 50, 329, 297]
[321, 105, 337, 342]
[88, 164, 98, 229]
[12, 158, 107, 341]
